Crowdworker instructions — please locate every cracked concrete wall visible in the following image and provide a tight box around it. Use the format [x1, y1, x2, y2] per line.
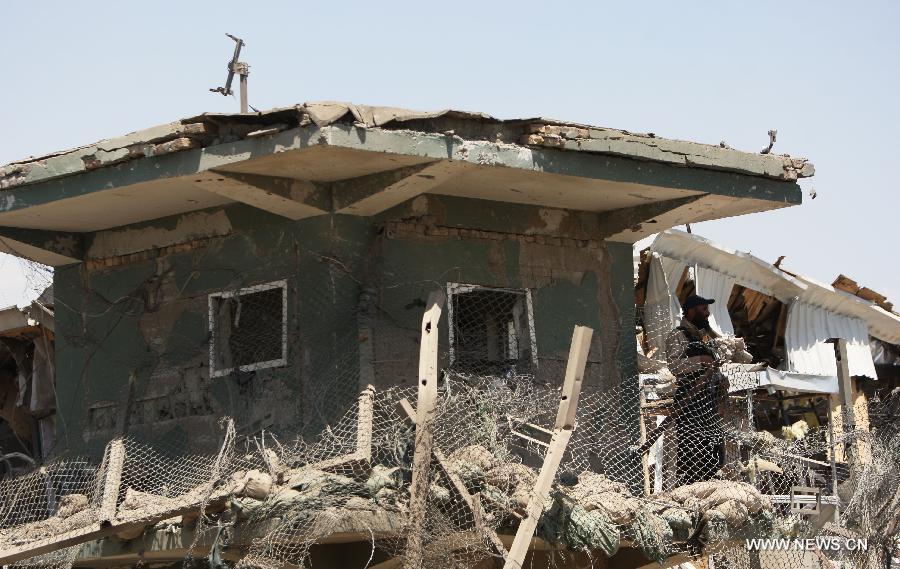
[52, 196, 639, 462]
[369, 195, 637, 394]
[55, 205, 371, 457]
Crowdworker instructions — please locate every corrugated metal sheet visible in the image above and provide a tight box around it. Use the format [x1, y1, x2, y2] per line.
[785, 301, 876, 378]
[648, 229, 893, 382]
[651, 230, 806, 303]
[695, 266, 736, 336]
[790, 273, 900, 345]
[644, 253, 685, 357]
[652, 230, 900, 344]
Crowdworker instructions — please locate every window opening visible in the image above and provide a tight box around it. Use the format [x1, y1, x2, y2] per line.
[209, 280, 287, 377]
[447, 284, 537, 376]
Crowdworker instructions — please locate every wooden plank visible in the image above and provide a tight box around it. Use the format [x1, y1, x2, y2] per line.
[368, 557, 404, 569]
[472, 493, 509, 561]
[638, 391, 651, 497]
[0, 491, 231, 565]
[849, 378, 872, 464]
[99, 439, 125, 524]
[404, 290, 445, 569]
[636, 552, 692, 569]
[554, 326, 592, 430]
[503, 326, 593, 569]
[299, 385, 376, 475]
[835, 339, 855, 464]
[504, 429, 573, 569]
[356, 385, 376, 461]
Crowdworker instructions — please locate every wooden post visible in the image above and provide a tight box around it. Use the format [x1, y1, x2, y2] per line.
[356, 385, 375, 462]
[638, 391, 651, 497]
[835, 339, 856, 464]
[99, 438, 125, 525]
[503, 326, 593, 569]
[404, 290, 446, 569]
[849, 380, 872, 464]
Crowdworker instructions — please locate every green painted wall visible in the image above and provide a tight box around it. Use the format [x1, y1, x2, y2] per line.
[53, 197, 640, 475]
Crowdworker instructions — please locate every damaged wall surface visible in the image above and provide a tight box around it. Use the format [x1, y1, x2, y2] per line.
[53, 196, 638, 460]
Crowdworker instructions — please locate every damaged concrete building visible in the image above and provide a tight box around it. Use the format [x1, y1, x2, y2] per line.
[0, 286, 55, 467]
[2, 102, 874, 569]
[0, 102, 813, 458]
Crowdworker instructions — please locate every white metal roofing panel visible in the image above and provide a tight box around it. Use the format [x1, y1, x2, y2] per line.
[789, 272, 900, 345]
[652, 229, 900, 345]
[650, 230, 806, 303]
[695, 266, 736, 336]
[785, 301, 878, 378]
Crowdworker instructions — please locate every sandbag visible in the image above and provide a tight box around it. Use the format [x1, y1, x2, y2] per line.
[630, 511, 672, 564]
[56, 494, 89, 519]
[564, 504, 620, 557]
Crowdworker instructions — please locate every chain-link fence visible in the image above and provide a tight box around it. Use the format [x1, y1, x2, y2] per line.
[0, 240, 895, 568]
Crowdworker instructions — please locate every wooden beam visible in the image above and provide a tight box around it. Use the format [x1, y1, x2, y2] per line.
[0, 490, 231, 566]
[301, 385, 375, 475]
[638, 392, 651, 497]
[405, 290, 445, 569]
[335, 161, 470, 216]
[835, 339, 855, 464]
[503, 326, 593, 569]
[0, 227, 83, 266]
[192, 171, 329, 220]
[99, 439, 125, 524]
[356, 384, 375, 461]
[635, 552, 693, 569]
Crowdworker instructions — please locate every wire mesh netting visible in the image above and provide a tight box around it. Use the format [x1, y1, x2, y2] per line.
[0, 240, 896, 569]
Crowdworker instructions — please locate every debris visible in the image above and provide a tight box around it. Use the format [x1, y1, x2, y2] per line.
[760, 129, 777, 154]
[660, 507, 693, 531]
[448, 444, 498, 473]
[781, 419, 809, 441]
[712, 336, 754, 364]
[365, 465, 403, 496]
[563, 504, 620, 557]
[662, 480, 771, 516]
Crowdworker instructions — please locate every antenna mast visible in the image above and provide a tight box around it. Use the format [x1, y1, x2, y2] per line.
[210, 33, 250, 113]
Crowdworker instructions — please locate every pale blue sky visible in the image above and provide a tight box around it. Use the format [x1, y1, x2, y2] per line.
[1, 1, 897, 307]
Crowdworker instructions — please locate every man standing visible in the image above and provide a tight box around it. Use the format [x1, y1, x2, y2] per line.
[665, 294, 727, 486]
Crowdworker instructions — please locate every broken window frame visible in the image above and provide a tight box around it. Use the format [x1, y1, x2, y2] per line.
[208, 280, 288, 378]
[446, 283, 539, 371]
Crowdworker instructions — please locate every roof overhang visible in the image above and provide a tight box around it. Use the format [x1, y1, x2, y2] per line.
[0, 103, 810, 265]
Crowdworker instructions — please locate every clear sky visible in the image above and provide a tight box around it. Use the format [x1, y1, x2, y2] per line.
[1, 1, 897, 307]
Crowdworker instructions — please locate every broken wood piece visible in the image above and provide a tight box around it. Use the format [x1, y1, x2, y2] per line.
[472, 493, 509, 560]
[639, 391, 651, 497]
[502, 325, 593, 569]
[356, 384, 375, 461]
[405, 290, 445, 569]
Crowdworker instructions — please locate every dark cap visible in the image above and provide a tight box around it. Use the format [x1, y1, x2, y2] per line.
[682, 294, 715, 311]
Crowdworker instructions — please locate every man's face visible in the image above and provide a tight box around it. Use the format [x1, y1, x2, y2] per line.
[686, 304, 711, 328]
